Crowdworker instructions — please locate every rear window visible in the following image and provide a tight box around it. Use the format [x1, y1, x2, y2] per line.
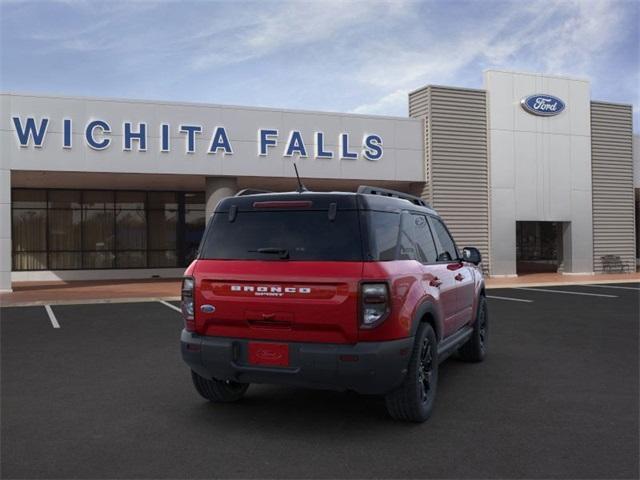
[200, 210, 363, 261]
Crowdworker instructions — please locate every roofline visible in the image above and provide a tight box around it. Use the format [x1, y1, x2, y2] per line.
[408, 84, 486, 96]
[483, 68, 591, 83]
[591, 99, 634, 109]
[0, 91, 419, 123]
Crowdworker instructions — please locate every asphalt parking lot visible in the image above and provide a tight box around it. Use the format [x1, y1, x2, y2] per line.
[1, 284, 638, 479]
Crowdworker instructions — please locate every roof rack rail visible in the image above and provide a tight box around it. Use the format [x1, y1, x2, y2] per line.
[235, 188, 272, 197]
[357, 185, 430, 208]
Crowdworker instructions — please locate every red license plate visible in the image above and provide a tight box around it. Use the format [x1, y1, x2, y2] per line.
[248, 342, 289, 367]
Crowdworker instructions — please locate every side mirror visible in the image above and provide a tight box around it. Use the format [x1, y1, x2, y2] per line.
[462, 247, 482, 265]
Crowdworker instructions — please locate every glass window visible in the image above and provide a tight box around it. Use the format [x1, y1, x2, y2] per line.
[48, 190, 81, 209]
[184, 192, 205, 209]
[201, 210, 363, 261]
[83, 210, 114, 251]
[148, 210, 177, 250]
[148, 192, 178, 210]
[428, 216, 458, 262]
[366, 211, 400, 261]
[13, 189, 46, 209]
[149, 250, 178, 268]
[11, 188, 206, 271]
[116, 210, 146, 250]
[13, 252, 47, 270]
[116, 191, 145, 210]
[12, 209, 46, 251]
[83, 251, 115, 269]
[49, 210, 81, 251]
[116, 251, 146, 268]
[411, 214, 438, 263]
[50, 252, 81, 269]
[83, 190, 114, 209]
[184, 209, 205, 263]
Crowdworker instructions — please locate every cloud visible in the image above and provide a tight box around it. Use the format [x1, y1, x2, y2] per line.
[350, 0, 633, 115]
[190, 0, 412, 70]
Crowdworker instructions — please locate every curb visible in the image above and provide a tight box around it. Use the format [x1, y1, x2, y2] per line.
[1, 296, 181, 308]
[486, 278, 640, 289]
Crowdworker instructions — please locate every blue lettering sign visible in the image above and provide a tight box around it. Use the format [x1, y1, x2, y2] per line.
[362, 134, 383, 161]
[63, 118, 72, 149]
[12, 117, 49, 148]
[123, 122, 147, 151]
[340, 133, 358, 160]
[179, 125, 202, 153]
[314, 132, 333, 159]
[209, 127, 233, 154]
[259, 129, 278, 156]
[85, 120, 111, 150]
[284, 130, 307, 157]
[160, 124, 170, 152]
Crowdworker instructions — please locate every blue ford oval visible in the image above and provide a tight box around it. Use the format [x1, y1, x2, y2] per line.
[521, 94, 566, 116]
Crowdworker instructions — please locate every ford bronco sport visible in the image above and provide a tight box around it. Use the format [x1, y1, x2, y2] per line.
[180, 186, 487, 422]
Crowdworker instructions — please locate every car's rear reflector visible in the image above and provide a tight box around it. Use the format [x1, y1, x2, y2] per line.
[252, 200, 313, 208]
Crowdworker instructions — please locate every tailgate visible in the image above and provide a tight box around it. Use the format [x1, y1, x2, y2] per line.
[194, 260, 363, 344]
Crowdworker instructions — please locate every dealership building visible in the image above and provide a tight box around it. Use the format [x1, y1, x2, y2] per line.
[0, 70, 637, 292]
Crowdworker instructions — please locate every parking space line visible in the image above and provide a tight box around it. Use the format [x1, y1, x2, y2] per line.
[487, 295, 533, 303]
[159, 300, 182, 313]
[580, 284, 640, 291]
[514, 287, 617, 298]
[44, 305, 60, 328]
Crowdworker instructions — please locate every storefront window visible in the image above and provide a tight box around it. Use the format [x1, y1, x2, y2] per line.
[11, 189, 205, 271]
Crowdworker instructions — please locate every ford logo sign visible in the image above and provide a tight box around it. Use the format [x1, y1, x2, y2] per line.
[521, 94, 566, 116]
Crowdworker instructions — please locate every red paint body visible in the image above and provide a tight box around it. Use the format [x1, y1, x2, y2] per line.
[185, 255, 483, 345]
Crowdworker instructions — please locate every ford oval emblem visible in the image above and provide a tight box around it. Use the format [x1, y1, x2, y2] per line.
[200, 304, 215, 313]
[521, 94, 566, 116]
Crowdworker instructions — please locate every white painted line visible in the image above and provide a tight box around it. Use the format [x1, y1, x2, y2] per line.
[44, 304, 60, 328]
[159, 300, 182, 313]
[487, 295, 533, 303]
[514, 287, 618, 298]
[580, 284, 640, 291]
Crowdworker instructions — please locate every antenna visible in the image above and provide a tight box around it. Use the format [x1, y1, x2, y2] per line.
[293, 163, 308, 193]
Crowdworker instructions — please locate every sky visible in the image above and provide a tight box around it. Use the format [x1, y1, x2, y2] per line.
[1, 0, 639, 130]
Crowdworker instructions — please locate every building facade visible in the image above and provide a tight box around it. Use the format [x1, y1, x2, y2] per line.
[0, 70, 636, 291]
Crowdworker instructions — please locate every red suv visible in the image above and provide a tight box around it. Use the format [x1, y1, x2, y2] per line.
[180, 186, 487, 422]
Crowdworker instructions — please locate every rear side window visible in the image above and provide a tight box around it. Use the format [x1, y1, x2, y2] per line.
[428, 216, 458, 262]
[366, 211, 400, 261]
[411, 214, 438, 263]
[200, 210, 362, 261]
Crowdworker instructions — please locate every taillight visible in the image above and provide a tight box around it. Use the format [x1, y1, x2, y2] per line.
[181, 276, 195, 331]
[360, 283, 390, 329]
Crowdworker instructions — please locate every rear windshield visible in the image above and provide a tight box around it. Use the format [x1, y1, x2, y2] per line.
[200, 210, 363, 261]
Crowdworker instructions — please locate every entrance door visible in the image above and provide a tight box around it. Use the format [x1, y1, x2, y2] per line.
[516, 221, 562, 275]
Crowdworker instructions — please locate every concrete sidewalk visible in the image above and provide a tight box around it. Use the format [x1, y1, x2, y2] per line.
[1, 271, 639, 307]
[0, 279, 182, 307]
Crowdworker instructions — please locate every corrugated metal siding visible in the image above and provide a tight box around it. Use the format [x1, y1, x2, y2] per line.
[590, 101, 636, 272]
[409, 86, 490, 271]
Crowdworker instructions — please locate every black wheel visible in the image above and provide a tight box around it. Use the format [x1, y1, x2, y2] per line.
[458, 295, 488, 362]
[385, 323, 438, 422]
[190, 370, 249, 403]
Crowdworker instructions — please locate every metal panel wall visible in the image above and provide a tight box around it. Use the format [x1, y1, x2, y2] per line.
[590, 101, 636, 272]
[409, 86, 490, 271]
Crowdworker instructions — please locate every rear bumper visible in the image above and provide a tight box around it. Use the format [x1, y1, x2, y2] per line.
[181, 330, 413, 395]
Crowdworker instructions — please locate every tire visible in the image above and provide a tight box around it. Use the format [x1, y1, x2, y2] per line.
[458, 295, 488, 362]
[190, 370, 249, 403]
[385, 323, 438, 422]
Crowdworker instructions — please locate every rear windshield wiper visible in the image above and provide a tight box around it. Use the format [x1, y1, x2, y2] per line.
[249, 247, 290, 259]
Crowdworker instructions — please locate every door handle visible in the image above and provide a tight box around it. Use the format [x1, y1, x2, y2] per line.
[429, 277, 442, 287]
[454, 273, 464, 281]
